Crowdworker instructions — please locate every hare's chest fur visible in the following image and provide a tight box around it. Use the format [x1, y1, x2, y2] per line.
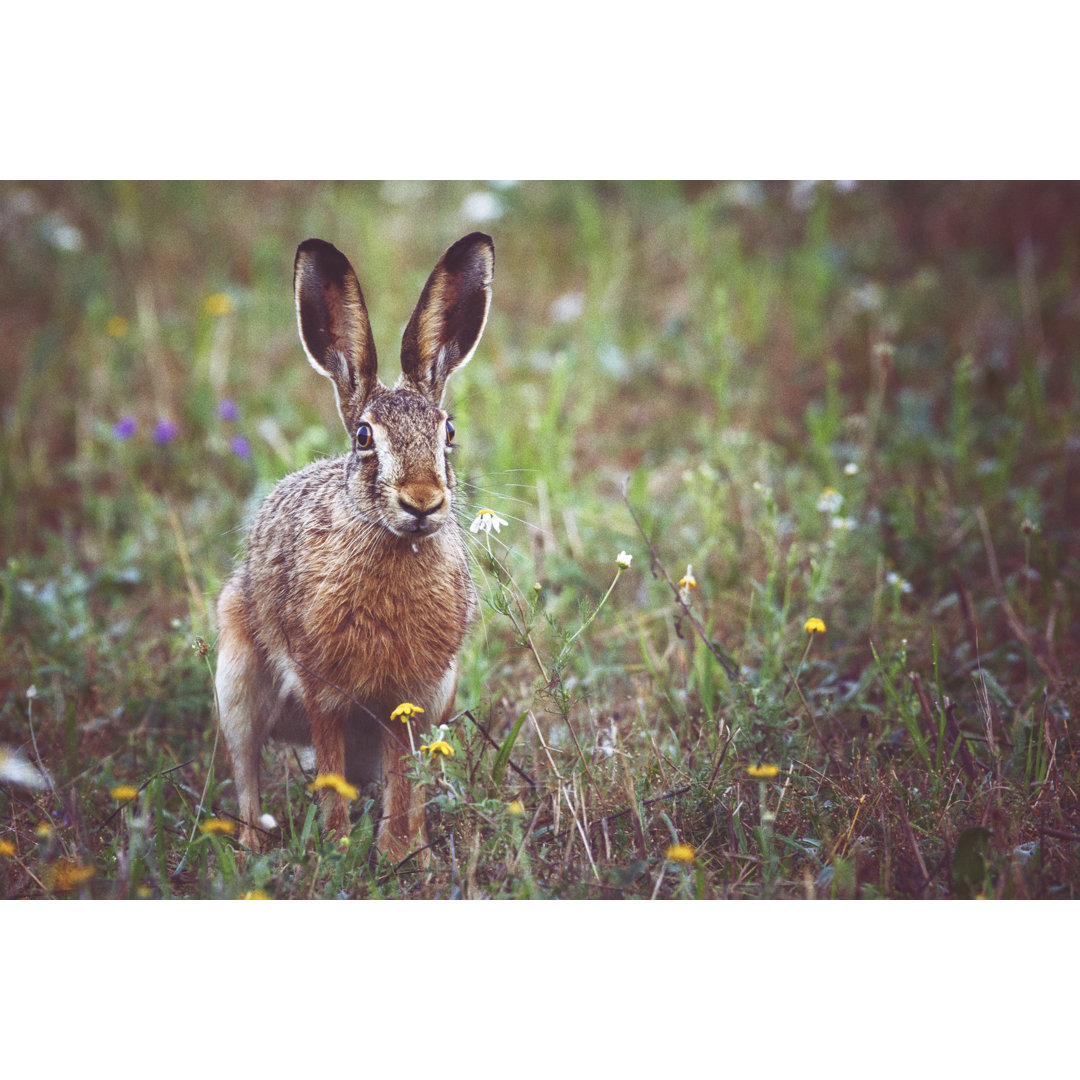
[246, 461, 474, 704]
[303, 523, 474, 699]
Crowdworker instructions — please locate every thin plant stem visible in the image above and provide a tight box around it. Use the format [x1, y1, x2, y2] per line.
[565, 566, 624, 647]
[622, 478, 738, 680]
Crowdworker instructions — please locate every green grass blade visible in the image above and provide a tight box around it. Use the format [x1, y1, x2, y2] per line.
[491, 711, 529, 788]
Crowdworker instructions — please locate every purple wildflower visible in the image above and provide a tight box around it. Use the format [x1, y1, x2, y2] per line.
[230, 435, 251, 460]
[152, 419, 179, 444]
[113, 416, 137, 440]
[218, 398, 239, 421]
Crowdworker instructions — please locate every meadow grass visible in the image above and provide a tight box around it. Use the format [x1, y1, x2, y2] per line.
[1, 180, 1077, 899]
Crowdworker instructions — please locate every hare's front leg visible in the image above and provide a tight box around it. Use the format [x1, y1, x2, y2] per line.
[377, 722, 426, 862]
[307, 699, 351, 838]
[376, 667, 458, 861]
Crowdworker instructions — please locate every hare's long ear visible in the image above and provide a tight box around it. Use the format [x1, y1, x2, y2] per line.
[294, 239, 379, 433]
[400, 232, 493, 404]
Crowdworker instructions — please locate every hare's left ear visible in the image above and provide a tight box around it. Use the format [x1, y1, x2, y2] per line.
[400, 232, 493, 404]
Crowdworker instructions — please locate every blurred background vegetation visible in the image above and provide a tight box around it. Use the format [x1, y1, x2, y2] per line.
[1, 180, 1077, 898]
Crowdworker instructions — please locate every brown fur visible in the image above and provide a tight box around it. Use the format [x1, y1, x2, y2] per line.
[215, 233, 493, 860]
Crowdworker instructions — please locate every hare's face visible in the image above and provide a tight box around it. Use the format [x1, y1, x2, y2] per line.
[347, 388, 458, 538]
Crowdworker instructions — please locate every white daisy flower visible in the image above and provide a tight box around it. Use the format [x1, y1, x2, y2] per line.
[549, 291, 585, 324]
[461, 190, 504, 223]
[886, 571, 914, 594]
[0, 746, 50, 790]
[678, 564, 696, 605]
[817, 487, 844, 514]
[470, 508, 508, 535]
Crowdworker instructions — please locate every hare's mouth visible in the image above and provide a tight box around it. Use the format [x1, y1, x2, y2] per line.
[386, 513, 447, 540]
[401, 519, 443, 537]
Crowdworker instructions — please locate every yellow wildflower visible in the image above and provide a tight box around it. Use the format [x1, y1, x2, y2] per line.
[240, 890, 270, 900]
[420, 740, 454, 758]
[106, 315, 130, 339]
[34, 821, 54, 839]
[198, 818, 237, 836]
[49, 860, 95, 891]
[204, 292, 234, 316]
[307, 774, 359, 800]
[507, 799, 526, 816]
[390, 702, 425, 723]
[747, 763, 780, 779]
[804, 617, 826, 634]
[665, 843, 696, 864]
[110, 784, 139, 802]
[0, 840, 16, 857]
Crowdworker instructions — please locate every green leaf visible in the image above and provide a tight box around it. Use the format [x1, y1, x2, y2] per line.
[352, 806, 374, 861]
[491, 711, 528, 788]
[614, 860, 650, 887]
[952, 826, 992, 899]
[299, 802, 319, 847]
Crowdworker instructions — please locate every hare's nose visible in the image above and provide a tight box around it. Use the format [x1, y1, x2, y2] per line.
[398, 491, 445, 520]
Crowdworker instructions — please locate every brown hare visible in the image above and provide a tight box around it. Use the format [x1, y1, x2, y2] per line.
[215, 232, 494, 860]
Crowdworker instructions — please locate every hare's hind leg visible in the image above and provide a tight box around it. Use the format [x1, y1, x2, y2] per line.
[215, 580, 269, 851]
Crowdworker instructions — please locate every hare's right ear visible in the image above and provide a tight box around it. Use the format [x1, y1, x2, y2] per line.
[400, 232, 494, 405]
[294, 239, 379, 432]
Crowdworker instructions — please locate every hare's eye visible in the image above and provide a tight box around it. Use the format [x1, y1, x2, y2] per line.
[355, 423, 374, 450]
[445, 419, 455, 445]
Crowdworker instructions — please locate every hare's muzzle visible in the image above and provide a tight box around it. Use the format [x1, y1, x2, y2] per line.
[395, 486, 449, 535]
